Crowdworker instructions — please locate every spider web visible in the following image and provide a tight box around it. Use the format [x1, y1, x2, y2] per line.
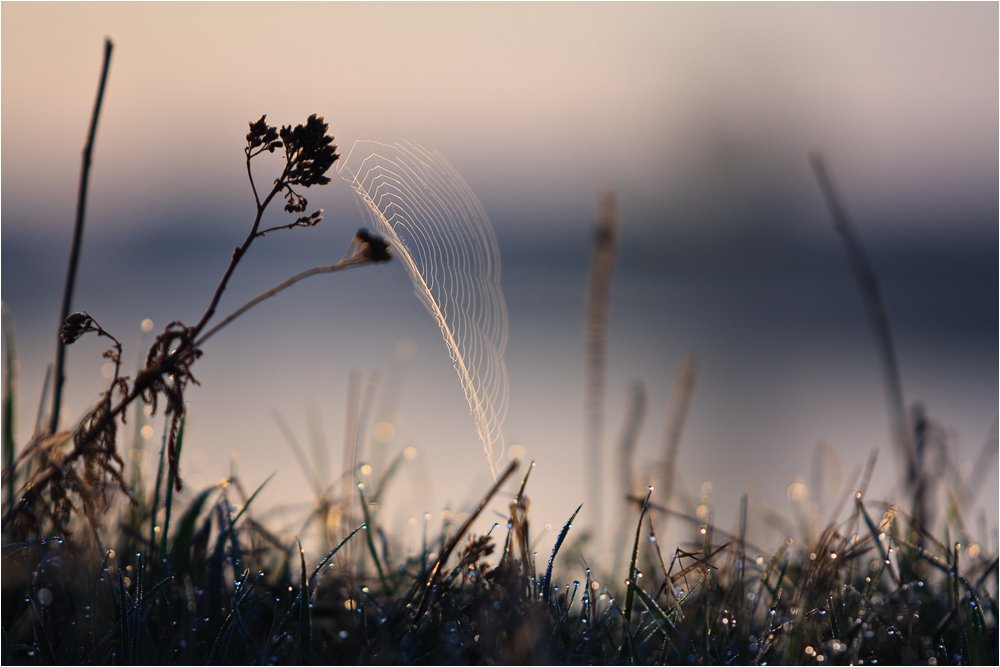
[339, 140, 509, 477]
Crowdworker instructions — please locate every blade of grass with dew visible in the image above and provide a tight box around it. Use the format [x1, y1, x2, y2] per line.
[308, 522, 367, 594]
[209, 568, 254, 664]
[612, 382, 647, 578]
[269, 523, 369, 649]
[628, 578, 677, 641]
[624, 486, 653, 626]
[357, 485, 390, 593]
[542, 503, 583, 602]
[340, 140, 509, 477]
[296, 538, 311, 658]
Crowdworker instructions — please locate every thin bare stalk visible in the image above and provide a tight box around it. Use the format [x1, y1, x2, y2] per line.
[810, 154, 915, 484]
[191, 173, 284, 338]
[584, 190, 620, 535]
[194, 256, 369, 347]
[50, 38, 113, 435]
[612, 382, 647, 578]
[658, 351, 698, 522]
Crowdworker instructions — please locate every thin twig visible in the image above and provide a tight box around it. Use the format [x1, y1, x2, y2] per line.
[50, 38, 114, 435]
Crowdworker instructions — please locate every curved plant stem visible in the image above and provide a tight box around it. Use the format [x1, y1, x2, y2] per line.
[195, 255, 370, 347]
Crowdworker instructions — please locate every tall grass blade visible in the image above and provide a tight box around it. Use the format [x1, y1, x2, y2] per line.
[297, 538, 311, 657]
[231, 472, 274, 527]
[308, 522, 366, 594]
[735, 493, 748, 629]
[658, 351, 698, 512]
[613, 382, 646, 577]
[31, 366, 51, 440]
[542, 503, 582, 602]
[501, 459, 535, 568]
[627, 578, 677, 640]
[160, 415, 185, 553]
[624, 486, 652, 626]
[810, 154, 914, 485]
[856, 496, 900, 586]
[583, 190, 620, 533]
[357, 485, 390, 593]
[340, 373, 360, 540]
[617, 382, 647, 506]
[169, 482, 217, 567]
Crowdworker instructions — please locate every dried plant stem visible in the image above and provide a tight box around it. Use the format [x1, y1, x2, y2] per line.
[194, 256, 370, 347]
[191, 162, 285, 338]
[612, 382, 647, 578]
[412, 459, 519, 622]
[810, 154, 915, 480]
[584, 190, 620, 535]
[50, 38, 113, 436]
[658, 351, 698, 521]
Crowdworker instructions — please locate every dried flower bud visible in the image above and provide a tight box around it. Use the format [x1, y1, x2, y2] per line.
[283, 190, 308, 213]
[294, 209, 323, 228]
[246, 115, 281, 152]
[60, 312, 94, 345]
[353, 228, 392, 263]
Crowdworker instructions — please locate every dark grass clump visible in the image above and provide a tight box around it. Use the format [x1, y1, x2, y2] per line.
[1, 437, 996, 665]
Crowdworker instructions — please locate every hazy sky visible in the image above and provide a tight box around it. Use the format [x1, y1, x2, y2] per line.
[3, 2, 997, 237]
[2, 2, 997, 560]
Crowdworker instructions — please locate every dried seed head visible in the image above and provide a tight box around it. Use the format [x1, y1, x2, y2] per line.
[279, 114, 339, 188]
[60, 312, 94, 345]
[353, 228, 392, 263]
[246, 115, 281, 153]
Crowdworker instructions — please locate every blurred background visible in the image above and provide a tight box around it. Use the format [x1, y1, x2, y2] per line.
[2, 3, 997, 566]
